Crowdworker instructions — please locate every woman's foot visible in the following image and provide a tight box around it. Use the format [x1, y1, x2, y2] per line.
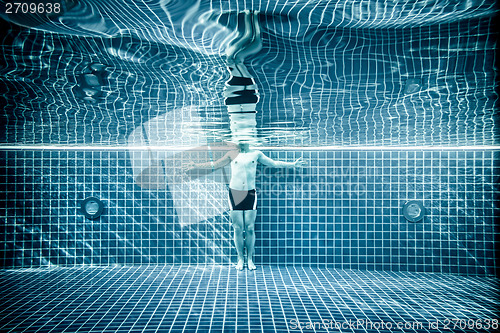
[235, 259, 244, 271]
[247, 259, 256, 270]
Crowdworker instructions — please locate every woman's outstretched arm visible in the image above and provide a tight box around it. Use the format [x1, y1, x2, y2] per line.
[257, 151, 306, 168]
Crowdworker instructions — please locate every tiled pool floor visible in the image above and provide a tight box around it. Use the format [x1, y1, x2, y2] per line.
[0, 266, 498, 332]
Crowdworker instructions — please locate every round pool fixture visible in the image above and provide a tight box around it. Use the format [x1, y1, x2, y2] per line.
[402, 200, 425, 222]
[80, 197, 104, 220]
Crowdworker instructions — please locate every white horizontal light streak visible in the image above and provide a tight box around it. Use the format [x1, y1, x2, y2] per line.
[0, 145, 499, 151]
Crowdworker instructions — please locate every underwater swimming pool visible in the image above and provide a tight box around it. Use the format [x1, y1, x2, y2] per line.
[0, 0, 499, 332]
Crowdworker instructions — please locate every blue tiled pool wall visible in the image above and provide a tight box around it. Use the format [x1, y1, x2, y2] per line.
[0, 149, 498, 275]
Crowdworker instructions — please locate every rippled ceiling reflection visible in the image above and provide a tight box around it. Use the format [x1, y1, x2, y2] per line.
[0, 0, 498, 147]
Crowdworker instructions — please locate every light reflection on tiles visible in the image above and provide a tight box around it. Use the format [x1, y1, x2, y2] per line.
[0, 266, 498, 332]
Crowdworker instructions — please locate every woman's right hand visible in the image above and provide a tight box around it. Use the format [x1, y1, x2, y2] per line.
[294, 157, 307, 168]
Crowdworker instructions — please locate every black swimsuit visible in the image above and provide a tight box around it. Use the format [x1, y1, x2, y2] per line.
[228, 188, 257, 211]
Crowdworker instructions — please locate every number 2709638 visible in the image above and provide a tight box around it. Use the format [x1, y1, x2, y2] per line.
[5, 2, 61, 14]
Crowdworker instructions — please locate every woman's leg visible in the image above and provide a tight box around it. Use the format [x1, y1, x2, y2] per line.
[230, 210, 245, 270]
[244, 209, 257, 270]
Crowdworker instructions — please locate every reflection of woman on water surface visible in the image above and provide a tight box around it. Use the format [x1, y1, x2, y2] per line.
[186, 10, 306, 270]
